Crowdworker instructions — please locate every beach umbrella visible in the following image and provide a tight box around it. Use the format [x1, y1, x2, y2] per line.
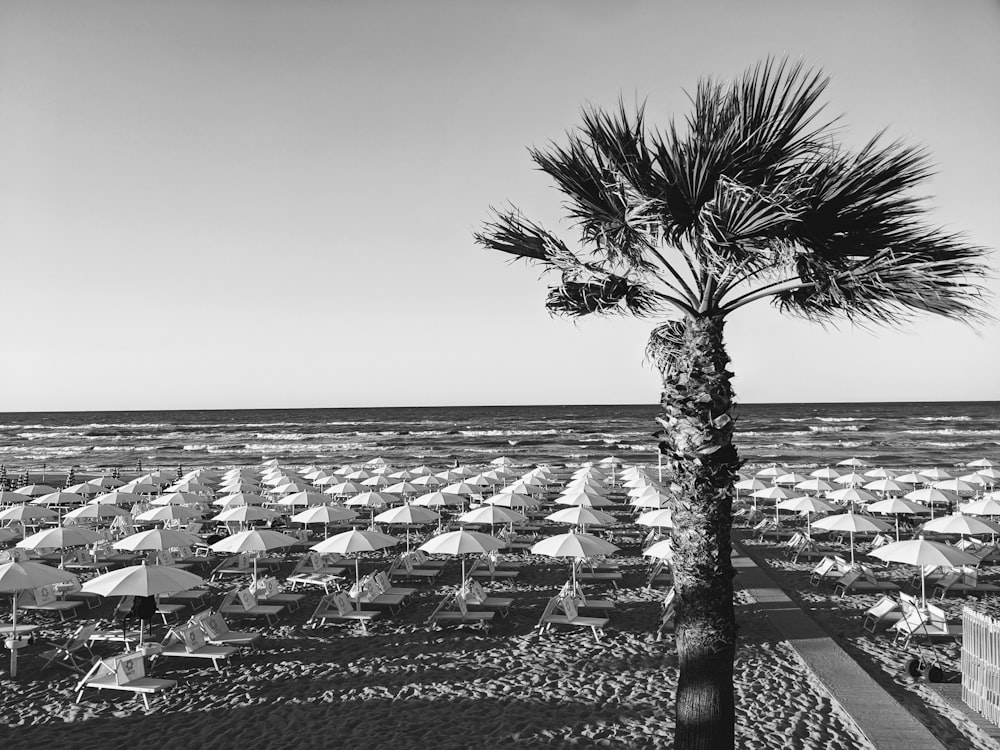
[642, 539, 674, 561]
[291, 504, 358, 525]
[360, 475, 392, 489]
[458, 504, 527, 531]
[967, 458, 996, 468]
[387, 470, 417, 481]
[556, 490, 616, 508]
[754, 466, 786, 479]
[373, 504, 440, 551]
[344, 469, 372, 481]
[31, 491, 86, 507]
[409, 475, 443, 488]
[211, 505, 279, 528]
[89, 491, 143, 506]
[212, 492, 264, 508]
[833, 472, 868, 487]
[827, 487, 879, 506]
[412, 491, 465, 508]
[63, 482, 103, 496]
[635, 508, 674, 529]
[117, 482, 160, 496]
[973, 468, 1000, 482]
[905, 488, 960, 515]
[210, 529, 298, 583]
[869, 538, 979, 607]
[863, 479, 905, 496]
[893, 472, 928, 486]
[324, 481, 365, 497]
[864, 468, 896, 479]
[113, 528, 201, 552]
[920, 468, 953, 482]
[275, 491, 329, 508]
[89, 476, 125, 489]
[811, 512, 890, 564]
[267, 482, 313, 495]
[922, 513, 1000, 538]
[484, 492, 541, 510]
[959, 497, 1000, 516]
[531, 532, 619, 593]
[774, 472, 810, 487]
[0, 561, 78, 676]
[441, 482, 479, 497]
[864, 497, 930, 540]
[13, 484, 58, 497]
[776, 495, 838, 537]
[165, 480, 212, 495]
[546, 505, 616, 532]
[384, 481, 419, 496]
[490, 456, 515, 467]
[311, 530, 399, 608]
[63, 504, 131, 524]
[218, 480, 262, 494]
[932, 479, 977, 497]
[836, 457, 868, 468]
[809, 467, 841, 481]
[0, 504, 59, 524]
[418, 529, 504, 583]
[17, 526, 102, 551]
[794, 478, 834, 494]
[134, 505, 202, 524]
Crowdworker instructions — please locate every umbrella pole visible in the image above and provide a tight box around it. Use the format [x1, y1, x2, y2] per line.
[850, 530, 855, 566]
[921, 569, 926, 610]
[355, 557, 361, 611]
[10, 593, 17, 678]
[896, 517, 900, 543]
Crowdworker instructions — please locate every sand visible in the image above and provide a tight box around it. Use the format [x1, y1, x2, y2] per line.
[1, 542, 873, 750]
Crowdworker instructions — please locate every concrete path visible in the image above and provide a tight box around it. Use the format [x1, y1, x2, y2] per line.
[732, 543, 946, 750]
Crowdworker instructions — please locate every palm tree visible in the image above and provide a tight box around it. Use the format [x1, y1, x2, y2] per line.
[474, 58, 990, 750]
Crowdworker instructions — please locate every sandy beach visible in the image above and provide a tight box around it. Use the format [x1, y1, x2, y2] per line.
[1, 459, 999, 749]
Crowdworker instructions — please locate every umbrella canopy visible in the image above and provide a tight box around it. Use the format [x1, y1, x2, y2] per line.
[114, 528, 201, 551]
[419, 529, 505, 582]
[89, 491, 144, 506]
[893, 472, 929, 486]
[291, 505, 359, 524]
[0, 504, 59, 523]
[555, 491, 616, 508]
[82, 564, 204, 597]
[920, 467, 953, 481]
[311, 529, 399, 555]
[774, 472, 810, 486]
[63, 482, 104, 496]
[833, 472, 868, 486]
[324, 481, 366, 496]
[836, 457, 868, 468]
[148, 492, 204, 507]
[212, 506, 280, 524]
[13, 484, 59, 497]
[777, 495, 838, 514]
[642, 539, 674, 560]
[344, 491, 396, 509]
[922, 513, 1000, 537]
[375, 504, 441, 525]
[869, 537, 980, 606]
[905, 488, 960, 507]
[754, 466, 786, 479]
[17, 526, 102, 550]
[811, 512, 890, 564]
[967, 458, 996, 468]
[546, 505, 616, 529]
[863, 479, 905, 495]
[63, 504, 131, 523]
[412, 491, 466, 508]
[458, 505, 527, 526]
[959, 497, 1000, 516]
[275, 491, 330, 507]
[31, 491, 86, 506]
[531, 532, 619, 591]
[0, 561, 78, 677]
[932, 479, 978, 496]
[827, 487, 879, 505]
[484, 492, 541, 509]
[134, 505, 202, 523]
[210, 529, 298, 554]
[809, 467, 842, 481]
[794, 478, 835, 494]
[635, 509, 674, 528]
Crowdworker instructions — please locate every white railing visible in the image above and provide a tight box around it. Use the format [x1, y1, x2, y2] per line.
[962, 605, 1000, 726]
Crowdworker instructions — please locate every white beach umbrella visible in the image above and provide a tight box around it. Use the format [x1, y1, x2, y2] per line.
[922, 513, 1000, 538]
[794, 478, 834, 494]
[556, 490, 617, 508]
[89, 491, 144, 506]
[869, 538, 979, 607]
[0, 561, 78, 676]
[212, 492, 264, 508]
[14, 484, 59, 497]
[63, 504, 131, 523]
[774, 473, 810, 487]
[811, 512, 890, 564]
[419, 529, 505, 582]
[89, 476, 126, 489]
[809, 467, 841, 481]
[905, 488, 960, 511]
[932, 479, 977, 497]
[275, 491, 329, 508]
[959, 497, 1000, 516]
[82, 564, 204, 597]
[920, 467, 953, 482]
[635, 508, 674, 529]
[31, 491, 85, 506]
[325, 481, 365, 497]
[457, 505, 526, 529]
[410, 475, 444, 488]
[0, 504, 59, 523]
[165, 480, 212, 495]
[134, 505, 202, 523]
[211, 529, 298, 583]
[312, 529, 399, 607]
[211, 505, 279, 527]
[531, 532, 619, 592]
[412, 491, 465, 508]
[967, 458, 996, 468]
[117, 482, 159, 496]
[17, 526, 102, 550]
[374, 504, 441, 550]
[113, 528, 201, 551]
[776, 495, 838, 537]
[148, 492, 204, 507]
[833, 472, 868, 487]
[863, 479, 905, 496]
[63, 482, 103, 496]
[754, 466, 786, 479]
[485, 492, 541, 509]
[642, 539, 674, 561]
[836, 457, 868, 468]
[893, 472, 928, 486]
[865, 497, 930, 540]
[546, 505, 616, 532]
[827, 487, 879, 506]
[864, 468, 896, 479]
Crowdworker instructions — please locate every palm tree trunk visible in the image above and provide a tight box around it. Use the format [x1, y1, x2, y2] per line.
[657, 315, 739, 750]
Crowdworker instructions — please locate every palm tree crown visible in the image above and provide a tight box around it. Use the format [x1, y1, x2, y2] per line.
[475, 59, 990, 346]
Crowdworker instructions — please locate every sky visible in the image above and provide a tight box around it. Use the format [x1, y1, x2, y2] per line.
[1, 0, 998, 412]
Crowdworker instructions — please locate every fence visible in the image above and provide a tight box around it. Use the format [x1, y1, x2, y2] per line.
[962, 605, 1000, 726]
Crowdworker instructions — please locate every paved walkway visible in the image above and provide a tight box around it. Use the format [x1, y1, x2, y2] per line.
[732, 542, 946, 750]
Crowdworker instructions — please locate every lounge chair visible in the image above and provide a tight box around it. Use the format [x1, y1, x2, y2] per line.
[559, 580, 614, 613]
[469, 551, 520, 582]
[461, 578, 513, 616]
[426, 589, 495, 631]
[644, 558, 673, 592]
[188, 609, 261, 650]
[158, 622, 237, 671]
[75, 651, 176, 710]
[309, 592, 380, 633]
[17, 584, 82, 622]
[809, 556, 848, 587]
[932, 566, 1000, 598]
[209, 552, 254, 581]
[537, 594, 609, 643]
[862, 595, 904, 633]
[833, 565, 899, 596]
[573, 558, 622, 589]
[39, 623, 98, 673]
[286, 552, 347, 593]
[219, 588, 284, 626]
[388, 552, 442, 582]
[250, 576, 307, 612]
[347, 577, 408, 614]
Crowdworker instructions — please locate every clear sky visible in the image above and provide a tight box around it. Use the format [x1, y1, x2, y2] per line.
[1, 0, 998, 412]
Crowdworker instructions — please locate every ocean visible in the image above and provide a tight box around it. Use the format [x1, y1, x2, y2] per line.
[0, 402, 997, 476]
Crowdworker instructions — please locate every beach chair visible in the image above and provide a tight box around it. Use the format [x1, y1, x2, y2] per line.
[461, 578, 513, 616]
[250, 576, 307, 612]
[537, 593, 609, 643]
[61, 577, 104, 610]
[347, 576, 408, 614]
[210, 552, 254, 581]
[862, 595, 903, 633]
[469, 551, 519, 582]
[64, 547, 112, 574]
[39, 622, 98, 673]
[644, 558, 673, 592]
[373, 570, 417, 598]
[573, 558, 622, 589]
[558, 580, 614, 614]
[892, 603, 959, 646]
[933, 566, 1000, 598]
[656, 588, 676, 641]
[833, 566, 899, 596]
[309, 591, 380, 633]
[75, 651, 176, 710]
[426, 588, 495, 631]
[808, 556, 839, 587]
[158, 622, 237, 671]
[17, 584, 82, 622]
[388, 552, 442, 582]
[219, 588, 284, 626]
[189, 609, 261, 650]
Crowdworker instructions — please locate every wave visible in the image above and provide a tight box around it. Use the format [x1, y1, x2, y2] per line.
[918, 416, 972, 422]
[808, 425, 866, 433]
[816, 417, 878, 422]
[903, 429, 1000, 436]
